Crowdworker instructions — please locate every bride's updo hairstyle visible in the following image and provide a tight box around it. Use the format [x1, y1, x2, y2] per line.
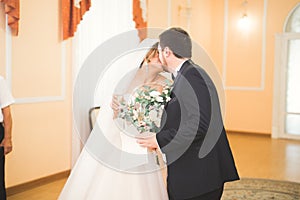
[139, 42, 159, 68]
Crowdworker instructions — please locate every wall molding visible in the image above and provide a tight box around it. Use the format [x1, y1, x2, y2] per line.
[167, 0, 172, 27]
[283, 2, 300, 32]
[223, 0, 268, 91]
[5, 14, 66, 104]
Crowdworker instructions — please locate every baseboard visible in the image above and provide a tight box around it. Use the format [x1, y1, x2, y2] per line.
[7, 170, 70, 196]
[227, 129, 271, 137]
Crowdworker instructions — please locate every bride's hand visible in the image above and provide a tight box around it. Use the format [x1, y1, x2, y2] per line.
[111, 95, 120, 119]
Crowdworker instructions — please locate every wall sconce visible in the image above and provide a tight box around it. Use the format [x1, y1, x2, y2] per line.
[238, 0, 251, 31]
[238, 13, 250, 30]
[178, 0, 192, 31]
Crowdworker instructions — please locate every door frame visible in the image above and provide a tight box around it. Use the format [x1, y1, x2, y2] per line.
[272, 33, 300, 140]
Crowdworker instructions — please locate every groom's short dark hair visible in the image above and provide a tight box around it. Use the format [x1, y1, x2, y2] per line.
[159, 27, 192, 58]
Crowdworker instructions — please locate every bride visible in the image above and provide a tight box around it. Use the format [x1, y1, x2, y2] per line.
[59, 39, 169, 200]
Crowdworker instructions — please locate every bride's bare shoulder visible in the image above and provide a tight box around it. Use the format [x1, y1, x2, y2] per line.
[156, 74, 172, 86]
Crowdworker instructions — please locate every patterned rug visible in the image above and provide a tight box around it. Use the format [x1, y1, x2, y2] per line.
[222, 178, 300, 200]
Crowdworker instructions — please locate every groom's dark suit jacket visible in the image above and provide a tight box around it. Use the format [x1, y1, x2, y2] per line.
[156, 60, 239, 199]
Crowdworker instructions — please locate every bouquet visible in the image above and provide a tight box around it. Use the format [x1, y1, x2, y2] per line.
[118, 81, 172, 135]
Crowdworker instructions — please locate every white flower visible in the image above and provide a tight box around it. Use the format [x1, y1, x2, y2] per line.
[162, 89, 169, 95]
[118, 82, 172, 134]
[139, 121, 146, 127]
[150, 91, 160, 97]
[132, 110, 138, 120]
[156, 96, 164, 102]
[149, 110, 158, 121]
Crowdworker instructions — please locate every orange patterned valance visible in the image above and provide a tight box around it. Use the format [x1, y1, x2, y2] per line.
[62, 0, 91, 40]
[0, 0, 20, 36]
[133, 0, 147, 41]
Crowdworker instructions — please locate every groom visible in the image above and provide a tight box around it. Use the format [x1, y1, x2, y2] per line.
[138, 27, 239, 200]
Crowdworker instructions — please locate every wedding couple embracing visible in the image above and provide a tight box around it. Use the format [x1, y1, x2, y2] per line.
[59, 27, 239, 200]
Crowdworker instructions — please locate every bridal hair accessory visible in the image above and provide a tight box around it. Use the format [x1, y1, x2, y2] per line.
[136, 38, 159, 66]
[138, 38, 159, 48]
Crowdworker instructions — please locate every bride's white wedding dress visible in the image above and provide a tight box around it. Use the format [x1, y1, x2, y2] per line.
[59, 39, 168, 200]
[59, 98, 168, 200]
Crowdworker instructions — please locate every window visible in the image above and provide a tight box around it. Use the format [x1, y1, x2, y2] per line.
[285, 4, 300, 136]
[273, 3, 300, 139]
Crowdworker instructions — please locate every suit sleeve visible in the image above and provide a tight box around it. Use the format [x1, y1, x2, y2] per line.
[156, 68, 211, 154]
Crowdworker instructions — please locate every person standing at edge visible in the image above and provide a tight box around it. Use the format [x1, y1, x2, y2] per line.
[0, 75, 14, 200]
[138, 27, 239, 200]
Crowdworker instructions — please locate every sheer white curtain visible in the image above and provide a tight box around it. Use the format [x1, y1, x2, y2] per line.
[72, 0, 139, 165]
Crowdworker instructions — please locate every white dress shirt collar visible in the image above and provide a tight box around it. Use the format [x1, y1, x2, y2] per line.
[173, 60, 188, 78]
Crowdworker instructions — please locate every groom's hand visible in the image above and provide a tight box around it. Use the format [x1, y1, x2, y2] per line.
[137, 134, 158, 150]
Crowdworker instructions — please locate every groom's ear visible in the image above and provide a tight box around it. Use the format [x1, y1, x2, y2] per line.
[163, 47, 172, 57]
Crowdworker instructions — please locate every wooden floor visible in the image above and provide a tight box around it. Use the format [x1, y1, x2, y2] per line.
[7, 132, 300, 200]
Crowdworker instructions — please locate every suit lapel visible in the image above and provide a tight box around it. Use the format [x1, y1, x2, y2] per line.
[171, 60, 191, 91]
